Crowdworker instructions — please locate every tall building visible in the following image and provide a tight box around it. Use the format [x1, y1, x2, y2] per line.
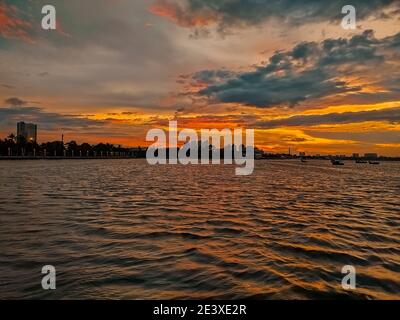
[17, 122, 37, 143]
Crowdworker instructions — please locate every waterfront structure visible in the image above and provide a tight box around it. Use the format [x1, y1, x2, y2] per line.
[365, 153, 378, 159]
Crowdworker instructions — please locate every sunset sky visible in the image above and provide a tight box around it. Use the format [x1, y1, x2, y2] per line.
[0, 0, 399, 155]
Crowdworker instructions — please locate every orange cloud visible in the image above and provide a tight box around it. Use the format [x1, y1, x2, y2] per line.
[149, 0, 216, 27]
[0, 3, 34, 43]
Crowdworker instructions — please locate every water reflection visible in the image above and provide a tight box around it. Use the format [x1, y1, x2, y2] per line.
[0, 160, 399, 299]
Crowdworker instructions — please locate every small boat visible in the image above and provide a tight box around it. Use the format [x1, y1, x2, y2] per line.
[369, 161, 380, 165]
[331, 159, 344, 166]
[301, 158, 307, 163]
[355, 160, 367, 164]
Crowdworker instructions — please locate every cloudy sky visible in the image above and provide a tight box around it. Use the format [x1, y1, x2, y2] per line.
[0, 0, 399, 155]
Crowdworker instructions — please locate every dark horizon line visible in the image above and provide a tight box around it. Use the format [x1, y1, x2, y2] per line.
[1, 133, 399, 159]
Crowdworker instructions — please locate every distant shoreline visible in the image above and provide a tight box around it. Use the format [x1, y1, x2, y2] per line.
[1, 156, 399, 161]
[0, 156, 140, 160]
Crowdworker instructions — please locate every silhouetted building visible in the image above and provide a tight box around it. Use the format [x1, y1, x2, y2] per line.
[17, 122, 37, 143]
[365, 153, 378, 159]
[353, 153, 359, 158]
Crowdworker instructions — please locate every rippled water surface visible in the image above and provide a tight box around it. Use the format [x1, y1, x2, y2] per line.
[0, 160, 399, 299]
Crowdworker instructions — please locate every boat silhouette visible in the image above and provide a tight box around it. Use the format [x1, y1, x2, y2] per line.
[331, 159, 344, 166]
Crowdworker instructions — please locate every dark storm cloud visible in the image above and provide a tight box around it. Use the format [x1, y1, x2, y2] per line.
[4, 97, 26, 107]
[151, 0, 400, 30]
[200, 69, 358, 107]
[0, 103, 105, 130]
[191, 31, 400, 108]
[318, 30, 385, 66]
[256, 107, 400, 128]
[192, 70, 236, 84]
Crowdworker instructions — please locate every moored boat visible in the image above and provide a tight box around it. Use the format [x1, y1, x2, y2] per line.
[331, 159, 344, 166]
